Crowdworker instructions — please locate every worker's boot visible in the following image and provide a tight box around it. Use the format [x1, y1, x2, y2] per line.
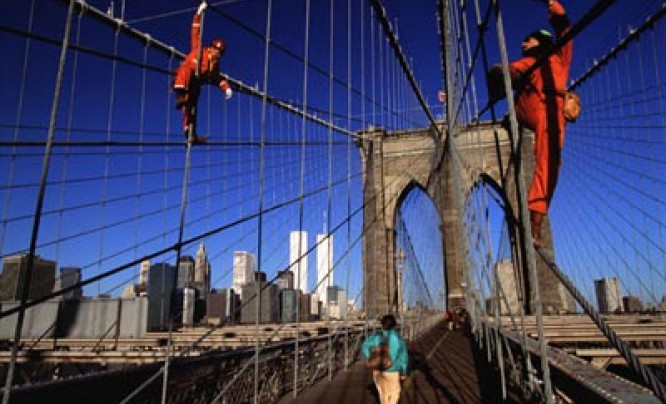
[530, 211, 545, 249]
[192, 135, 209, 145]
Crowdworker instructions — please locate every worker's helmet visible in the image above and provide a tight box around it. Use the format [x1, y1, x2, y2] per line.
[210, 38, 227, 54]
[526, 29, 553, 48]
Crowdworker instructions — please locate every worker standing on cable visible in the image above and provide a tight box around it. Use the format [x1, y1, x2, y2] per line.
[486, 0, 572, 248]
[173, 1, 233, 145]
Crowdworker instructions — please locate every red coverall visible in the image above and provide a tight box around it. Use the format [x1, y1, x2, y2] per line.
[173, 13, 231, 135]
[508, 1, 572, 215]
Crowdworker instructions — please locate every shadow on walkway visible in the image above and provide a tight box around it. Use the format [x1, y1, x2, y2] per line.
[281, 321, 525, 404]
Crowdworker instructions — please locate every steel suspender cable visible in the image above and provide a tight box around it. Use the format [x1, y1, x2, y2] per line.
[360, 0, 370, 338]
[134, 39, 149, 285]
[294, 0, 311, 397]
[2, 1, 75, 403]
[0, 0, 36, 258]
[255, 0, 273, 400]
[162, 1, 207, 401]
[490, 0, 553, 400]
[537, 250, 666, 402]
[56, 10, 82, 268]
[380, 22, 385, 128]
[478, 0, 622, 120]
[649, 28, 666, 287]
[368, 0, 442, 139]
[42, 0, 358, 139]
[344, 0, 352, 370]
[570, 3, 666, 89]
[98, 22, 121, 301]
[371, 7, 376, 127]
[326, 0, 334, 382]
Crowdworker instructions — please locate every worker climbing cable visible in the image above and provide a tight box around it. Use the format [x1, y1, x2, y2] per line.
[173, 1, 233, 145]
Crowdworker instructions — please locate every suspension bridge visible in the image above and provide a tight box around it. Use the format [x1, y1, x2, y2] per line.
[0, 0, 664, 402]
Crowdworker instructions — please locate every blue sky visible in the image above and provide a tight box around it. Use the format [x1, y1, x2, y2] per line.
[0, 0, 663, 309]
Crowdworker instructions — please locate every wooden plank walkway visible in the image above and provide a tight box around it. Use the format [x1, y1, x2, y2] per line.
[280, 321, 522, 404]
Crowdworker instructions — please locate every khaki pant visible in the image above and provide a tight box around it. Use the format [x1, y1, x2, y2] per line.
[373, 371, 401, 404]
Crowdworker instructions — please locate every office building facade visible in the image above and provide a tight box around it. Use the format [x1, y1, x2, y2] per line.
[147, 263, 177, 331]
[622, 296, 643, 313]
[139, 259, 150, 287]
[276, 270, 294, 290]
[0, 254, 56, 302]
[233, 251, 256, 300]
[209, 288, 240, 324]
[177, 256, 195, 289]
[290, 231, 308, 292]
[316, 233, 333, 304]
[594, 277, 622, 313]
[280, 289, 298, 323]
[240, 281, 279, 324]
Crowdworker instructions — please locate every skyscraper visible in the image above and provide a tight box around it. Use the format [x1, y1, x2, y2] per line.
[177, 256, 195, 289]
[194, 242, 211, 302]
[622, 296, 643, 313]
[290, 231, 308, 292]
[276, 270, 294, 290]
[147, 262, 177, 331]
[139, 259, 150, 287]
[316, 233, 333, 304]
[192, 242, 212, 322]
[240, 280, 279, 324]
[0, 254, 56, 302]
[594, 277, 622, 314]
[58, 267, 83, 300]
[233, 251, 255, 299]
[326, 286, 347, 319]
[194, 242, 210, 285]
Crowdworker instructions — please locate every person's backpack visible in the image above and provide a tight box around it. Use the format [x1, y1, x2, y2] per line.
[365, 333, 392, 371]
[563, 91, 581, 122]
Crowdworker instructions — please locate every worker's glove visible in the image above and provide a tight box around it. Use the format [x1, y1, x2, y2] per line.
[225, 88, 233, 100]
[197, 2, 207, 15]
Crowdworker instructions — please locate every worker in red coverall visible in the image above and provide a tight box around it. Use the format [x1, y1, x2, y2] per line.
[173, 1, 233, 145]
[487, 0, 572, 248]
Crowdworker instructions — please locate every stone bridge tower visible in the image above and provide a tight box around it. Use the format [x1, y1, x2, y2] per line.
[359, 123, 574, 318]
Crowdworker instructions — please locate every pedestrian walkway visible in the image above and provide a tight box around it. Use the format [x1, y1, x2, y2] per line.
[281, 321, 521, 404]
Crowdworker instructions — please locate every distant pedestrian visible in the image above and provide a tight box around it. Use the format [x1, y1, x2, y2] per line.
[444, 309, 454, 330]
[173, 1, 233, 145]
[362, 314, 409, 404]
[486, 0, 573, 247]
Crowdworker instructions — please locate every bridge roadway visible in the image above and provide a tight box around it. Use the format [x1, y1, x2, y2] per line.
[280, 321, 521, 404]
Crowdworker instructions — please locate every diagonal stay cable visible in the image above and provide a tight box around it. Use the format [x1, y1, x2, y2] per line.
[203, 2, 409, 128]
[535, 248, 666, 402]
[0, 144, 329, 216]
[0, 151, 350, 297]
[477, 0, 622, 120]
[570, 3, 666, 89]
[46, 0, 357, 139]
[396, 213, 434, 308]
[121, 149, 434, 403]
[0, 169, 361, 319]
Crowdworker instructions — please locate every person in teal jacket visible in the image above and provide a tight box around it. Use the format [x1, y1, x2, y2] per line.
[362, 314, 408, 404]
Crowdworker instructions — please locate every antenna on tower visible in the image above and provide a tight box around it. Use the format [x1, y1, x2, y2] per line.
[323, 210, 327, 234]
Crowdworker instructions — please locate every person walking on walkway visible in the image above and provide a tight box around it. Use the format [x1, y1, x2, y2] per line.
[173, 1, 233, 145]
[362, 314, 409, 404]
[486, 0, 573, 248]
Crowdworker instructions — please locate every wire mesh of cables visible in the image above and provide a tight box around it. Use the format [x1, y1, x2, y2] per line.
[0, 0, 447, 402]
[441, 0, 666, 401]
